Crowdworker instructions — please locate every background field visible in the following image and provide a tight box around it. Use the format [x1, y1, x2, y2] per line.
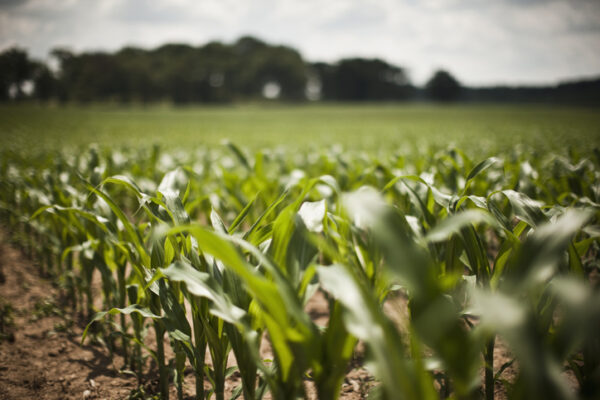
[1, 104, 599, 155]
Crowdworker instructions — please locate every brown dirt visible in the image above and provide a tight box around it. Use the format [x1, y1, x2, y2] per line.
[0, 230, 135, 400]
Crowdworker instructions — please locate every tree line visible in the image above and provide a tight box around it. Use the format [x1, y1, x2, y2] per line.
[1, 36, 598, 104]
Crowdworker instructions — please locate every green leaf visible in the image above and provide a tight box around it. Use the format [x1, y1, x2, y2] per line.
[160, 260, 246, 324]
[504, 209, 592, 289]
[465, 157, 500, 184]
[82, 305, 161, 342]
[229, 193, 259, 234]
[298, 199, 326, 233]
[500, 189, 548, 227]
[426, 209, 496, 243]
[319, 264, 437, 400]
[223, 140, 251, 170]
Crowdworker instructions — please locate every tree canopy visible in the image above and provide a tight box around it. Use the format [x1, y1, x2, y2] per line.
[425, 70, 462, 102]
[0, 37, 416, 103]
[0, 37, 598, 104]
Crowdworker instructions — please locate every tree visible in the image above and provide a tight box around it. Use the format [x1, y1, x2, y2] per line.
[425, 70, 462, 102]
[32, 63, 57, 101]
[233, 38, 308, 100]
[0, 47, 37, 100]
[312, 58, 413, 101]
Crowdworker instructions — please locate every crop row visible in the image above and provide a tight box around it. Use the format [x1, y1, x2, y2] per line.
[1, 143, 599, 399]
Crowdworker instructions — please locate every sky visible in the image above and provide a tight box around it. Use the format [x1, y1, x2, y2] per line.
[1, 0, 599, 86]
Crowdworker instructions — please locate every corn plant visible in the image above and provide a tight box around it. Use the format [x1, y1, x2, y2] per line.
[1, 142, 598, 400]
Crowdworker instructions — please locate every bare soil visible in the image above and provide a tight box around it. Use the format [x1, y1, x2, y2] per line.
[0, 230, 135, 399]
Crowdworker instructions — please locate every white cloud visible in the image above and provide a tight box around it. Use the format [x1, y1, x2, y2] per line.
[0, 0, 598, 85]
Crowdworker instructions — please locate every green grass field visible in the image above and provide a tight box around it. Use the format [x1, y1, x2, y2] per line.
[1, 104, 599, 155]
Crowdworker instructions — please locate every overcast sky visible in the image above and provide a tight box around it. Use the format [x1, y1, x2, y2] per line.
[1, 0, 599, 85]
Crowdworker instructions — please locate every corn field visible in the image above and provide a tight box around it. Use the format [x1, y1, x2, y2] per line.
[1, 142, 599, 400]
